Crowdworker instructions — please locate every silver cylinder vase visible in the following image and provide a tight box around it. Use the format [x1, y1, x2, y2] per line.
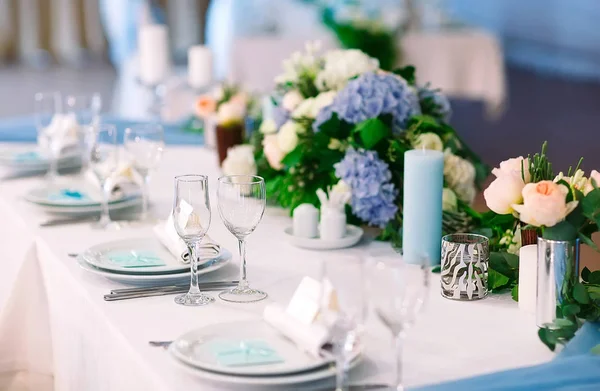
[536, 238, 580, 327]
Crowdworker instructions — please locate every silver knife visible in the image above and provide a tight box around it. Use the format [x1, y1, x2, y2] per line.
[40, 216, 96, 227]
[104, 283, 237, 301]
[110, 281, 239, 295]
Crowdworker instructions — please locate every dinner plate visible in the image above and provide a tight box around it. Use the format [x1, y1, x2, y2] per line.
[284, 225, 364, 250]
[77, 250, 231, 286]
[25, 182, 140, 207]
[28, 195, 142, 215]
[169, 320, 361, 377]
[81, 238, 221, 275]
[0, 148, 82, 171]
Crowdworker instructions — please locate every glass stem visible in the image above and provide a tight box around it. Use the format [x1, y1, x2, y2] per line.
[395, 332, 406, 391]
[335, 341, 348, 391]
[238, 239, 248, 290]
[47, 152, 58, 183]
[140, 175, 150, 220]
[99, 181, 111, 225]
[188, 240, 202, 295]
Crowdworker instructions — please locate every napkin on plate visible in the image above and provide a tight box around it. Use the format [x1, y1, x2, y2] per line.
[153, 213, 219, 264]
[85, 162, 143, 199]
[37, 113, 81, 156]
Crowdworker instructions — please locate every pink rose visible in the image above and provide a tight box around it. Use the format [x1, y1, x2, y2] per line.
[194, 95, 217, 118]
[262, 134, 285, 170]
[512, 181, 578, 227]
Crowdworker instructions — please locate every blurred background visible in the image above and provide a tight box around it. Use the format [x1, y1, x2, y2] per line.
[0, 0, 599, 172]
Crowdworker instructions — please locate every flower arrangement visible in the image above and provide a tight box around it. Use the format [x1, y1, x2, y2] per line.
[194, 83, 249, 128]
[226, 42, 487, 245]
[482, 142, 600, 351]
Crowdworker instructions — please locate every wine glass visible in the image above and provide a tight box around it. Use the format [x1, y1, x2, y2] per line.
[319, 254, 367, 391]
[124, 124, 165, 223]
[217, 175, 267, 303]
[370, 252, 430, 391]
[66, 93, 102, 175]
[34, 91, 63, 184]
[89, 124, 120, 230]
[172, 175, 214, 306]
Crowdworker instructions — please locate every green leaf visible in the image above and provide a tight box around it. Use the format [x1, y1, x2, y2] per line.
[488, 269, 510, 291]
[543, 221, 578, 241]
[392, 65, 416, 85]
[553, 318, 575, 328]
[589, 271, 600, 285]
[431, 265, 441, 273]
[587, 285, 600, 301]
[511, 285, 519, 302]
[582, 266, 592, 282]
[538, 328, 556, 351]
[489, 252, 519, 289]
[354, 118, 390, 149]
[591, 343, 600, 355]
[562, 304, 581, 317]
[582, 188, 600, 224]
[573, 282, 591, 304]
[281, 145, 303, 168]
[579, 232, 600, 253]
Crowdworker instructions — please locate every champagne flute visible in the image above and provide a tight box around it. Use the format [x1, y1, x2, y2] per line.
[66, 93, 102, 174]
[217, 175, 267, 303]
[124, 124, 165, 223]
[89, 124, 120, 230]
[320, 254, 366, 391]
[370, 253, 430, 391]
[172, 175, 214, 306]
[34, 91, 63, 184]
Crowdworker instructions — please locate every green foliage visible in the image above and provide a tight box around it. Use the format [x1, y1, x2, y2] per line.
[488, 252, 519, 291]
[527, 141, 554, 182]
[392, 66, 416, 85]
[355, 118, 390, 149]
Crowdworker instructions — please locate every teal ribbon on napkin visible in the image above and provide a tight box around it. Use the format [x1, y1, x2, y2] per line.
[48, 189, 90, 201]
[209, 340, 284, 367]
[14, 151, 40, 162]
[108, 251, 166, 268]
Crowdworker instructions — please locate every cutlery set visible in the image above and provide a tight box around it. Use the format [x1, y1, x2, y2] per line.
[105, 281, 238, 301]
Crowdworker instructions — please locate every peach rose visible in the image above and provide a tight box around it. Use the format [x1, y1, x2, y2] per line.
[512, 181, 578, 227]
[194, 95, 217, 119]
[262, 134, 285, 170]
[484, 173, 525, 215]
[492, 156, 531, 184]
[585, 170, 600, 195]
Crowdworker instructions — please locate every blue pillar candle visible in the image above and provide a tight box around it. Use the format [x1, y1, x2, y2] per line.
[402, 149, 444, 265]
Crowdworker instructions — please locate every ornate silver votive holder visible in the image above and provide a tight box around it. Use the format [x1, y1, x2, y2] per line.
[440, 233, 489, 301]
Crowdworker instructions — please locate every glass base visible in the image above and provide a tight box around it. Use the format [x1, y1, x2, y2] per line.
[174, 292, 215, 306]
[218, 286, 267, 303]
[91, 219, 121, 231]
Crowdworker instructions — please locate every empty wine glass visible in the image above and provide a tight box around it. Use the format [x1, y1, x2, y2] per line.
[34, 91, 63, 184]
[172, 175, 214, 306]
[66, 93, 102, 174]
[370, 252, 430, 391]
[319, 254, 367, 391]
[124, 124, 165, 223]
[89, 124, 120, 230]
[217, 175, 267, 303]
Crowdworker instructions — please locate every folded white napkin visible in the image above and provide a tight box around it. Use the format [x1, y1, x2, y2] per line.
[263, 304, 331, 357]
[85, 162, 143, 196]
[37, 113, 80, 155]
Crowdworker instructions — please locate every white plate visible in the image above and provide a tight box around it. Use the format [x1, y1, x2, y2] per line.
[169, 320, 361, 377]
[77, 250, 231, 286]
[25, 183, 140, 207]
[284, 225, 364, 250]
[171, 345, 361, 387]
[28, 196, 142, 215]
[0, 148, 81, 171]
[81, 238, 219, 275]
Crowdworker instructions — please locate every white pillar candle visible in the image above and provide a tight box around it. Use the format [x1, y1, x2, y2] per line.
[188, 45, 213, 90]
[518, 244, 537, 313]
[293, 204, 319, 238]
[138, 24, 170, 86]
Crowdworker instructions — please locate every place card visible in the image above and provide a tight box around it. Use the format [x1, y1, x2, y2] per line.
[108, 251, 166, 268]
[208, 339, 284, 367]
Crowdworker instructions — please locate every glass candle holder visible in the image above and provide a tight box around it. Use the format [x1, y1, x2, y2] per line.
[440, 233, 489, 301]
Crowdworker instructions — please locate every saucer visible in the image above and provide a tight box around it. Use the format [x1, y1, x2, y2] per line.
[283, 225, 363, 250]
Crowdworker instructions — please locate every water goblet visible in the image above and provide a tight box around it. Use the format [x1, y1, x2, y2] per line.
[124, 124, 165, 223]
[370, 253, 430, 391]
[319, 254, 367, 391]
[34, 91, 63, 184]
[217, 175, 267, 303]
[89, 124, 120, 230]
[172, 174, 214, 306]
[66, 93, 102, 174]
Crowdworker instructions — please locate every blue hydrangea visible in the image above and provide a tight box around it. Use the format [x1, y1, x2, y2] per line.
[272, 105, 290, 129]
[314, 72, 420, 133]
[334, 148, 398, 227]
[418, 86, 452, 123]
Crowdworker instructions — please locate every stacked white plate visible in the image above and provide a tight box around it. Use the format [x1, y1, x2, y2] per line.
[24, 180, 142, 215]
[168, 320, 362, 387]
[0, 147, 82, 173]
[77, 238, 231, 286]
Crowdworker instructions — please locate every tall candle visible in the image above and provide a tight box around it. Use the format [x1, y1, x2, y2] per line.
[188, 45, 213, 90]
[402, 149, 444, 265]
[138, 24, 170, 86]
[518, 244, 537, 313]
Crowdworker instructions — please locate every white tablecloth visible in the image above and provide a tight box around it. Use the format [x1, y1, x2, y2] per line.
[0, 144, 552, 391]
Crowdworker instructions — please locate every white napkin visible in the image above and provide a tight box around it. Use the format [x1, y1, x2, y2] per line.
[37, 113, 80, 155]
[85, 162, 143, 198]
[263, 304, 331, 357]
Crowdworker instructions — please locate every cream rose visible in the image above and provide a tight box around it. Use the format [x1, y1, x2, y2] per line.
[442, 188, 458, 212]
[493, 156, 531, 184]
[263, 134, 285, 170]
[512, 181, 578, 227]
[282, 90, 304, 111]
[277, 121, 302, 153]
[484, 173, 526, 215]
[222, 145, 257, 176]
[413, 133, 443, 151]
[586, 170, 600, 195]
[292, 98, 315, 119]
[217, 101, 245, 126]
[259, 118, 277, 134]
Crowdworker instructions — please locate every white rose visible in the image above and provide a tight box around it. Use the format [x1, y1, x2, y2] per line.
[222, 145, 257, 176]
[263, 134, 285, 170]
[413, 133, 443, 151]
[282, 90, 304, 111]
[259, 118, 277, 134]
[277, 121, 301, 153]
[313, 91, 336, 113]
[217, 101, 245, 126]
[493, 157, 531, 184]
[512, 181, 578, 227]
[292, 98, 316, 119]
[483, 174, 525, 215]
[316, 49, 379, 91]
[454, 183, 477, 205]
[442, 188, 458, 212]
[586, 170, 600, 195]
[443, 150, 476, 204]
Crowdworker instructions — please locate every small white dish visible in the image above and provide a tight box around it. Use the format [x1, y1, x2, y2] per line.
[0, 148, 81, 172]
[169, 320, 361, 377]
[284, 225, 364, 250]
